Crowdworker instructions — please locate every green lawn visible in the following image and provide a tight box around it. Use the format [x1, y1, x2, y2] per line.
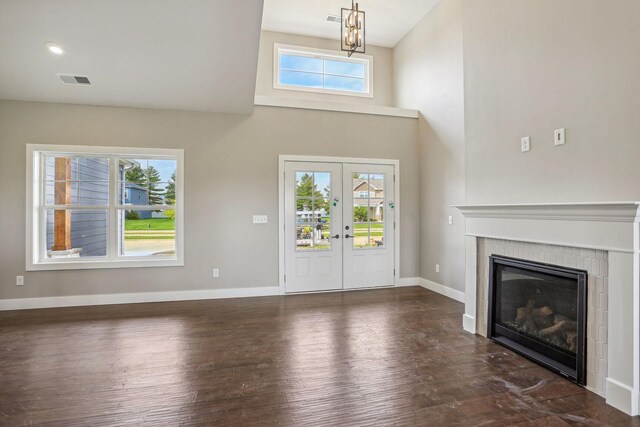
[125, 218, 175, 231]
[354, 222, 383, 229]
[124, 235, 175, 240]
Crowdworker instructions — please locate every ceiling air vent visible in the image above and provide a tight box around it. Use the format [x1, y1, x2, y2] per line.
[325, 14, 341, 24]
[58, 74, 91, 85]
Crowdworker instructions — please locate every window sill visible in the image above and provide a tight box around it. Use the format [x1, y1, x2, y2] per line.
[26, 258, 184, 271]
[254, 96, 419, 119]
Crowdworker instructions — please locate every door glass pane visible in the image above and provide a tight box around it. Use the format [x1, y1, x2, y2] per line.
[370, 203, 384, 248]
[296, 197, 314, 216]
[296, 172, 314, 197]
[296, 225, 313, 250]
[315, 172, 331, 198]
[353, 173, 368, 198]
[351, 172, 385, 249]
[353, 197, 369, 249]
[314, 208, 330, 250]
[295, 172, 332, 251]
[370, 173, 384, 198]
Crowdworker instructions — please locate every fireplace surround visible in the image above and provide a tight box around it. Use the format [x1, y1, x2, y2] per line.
[488, 255, 587, 385]
[455, 202, 640, 416]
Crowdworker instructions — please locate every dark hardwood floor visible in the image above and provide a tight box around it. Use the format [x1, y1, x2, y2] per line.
[0, 287, 637, 426]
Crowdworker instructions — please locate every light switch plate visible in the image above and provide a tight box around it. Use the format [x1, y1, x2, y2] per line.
[554, 128, 566, 146]
[448, 215, 453, 225]
[253, 215, 268, 224]
[521, 136, 531, 152]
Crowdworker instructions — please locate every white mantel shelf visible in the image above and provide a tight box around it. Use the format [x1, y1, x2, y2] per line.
[454, 202, 640, 223]
[455, 201, 640, 415]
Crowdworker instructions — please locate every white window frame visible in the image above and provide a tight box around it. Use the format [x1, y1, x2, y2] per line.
[273, 43, 373, 98]
[26, 144, 184, 271]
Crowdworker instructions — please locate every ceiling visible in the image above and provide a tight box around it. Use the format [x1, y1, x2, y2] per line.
[0, 0, 264, 114]
[262, 0, 440, 48]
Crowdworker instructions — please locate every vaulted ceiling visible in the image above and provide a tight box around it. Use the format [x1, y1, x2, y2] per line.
[0, 0, 264, 113]
[262, 0, 440, 48]
[0, 0, 438, 113]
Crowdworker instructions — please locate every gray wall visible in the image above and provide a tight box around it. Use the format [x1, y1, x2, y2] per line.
[256, 31, 394, 107]
[464, 0, 640, 204]
[0, 100, 419, 300]
[393, 0, 466, 292]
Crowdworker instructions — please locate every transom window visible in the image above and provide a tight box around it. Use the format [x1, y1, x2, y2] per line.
[274, 44, 372, 97]
[26, 144, 184, 270]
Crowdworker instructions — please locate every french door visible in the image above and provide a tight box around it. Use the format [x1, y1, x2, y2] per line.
[283, 160, 396, 293]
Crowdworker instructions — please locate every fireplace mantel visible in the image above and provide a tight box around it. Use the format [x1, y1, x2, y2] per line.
[455, 202, 640, 415]
[455, 202, 640, 222]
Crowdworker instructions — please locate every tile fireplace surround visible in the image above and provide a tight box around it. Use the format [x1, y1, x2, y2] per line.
[455, 202, 640, 416]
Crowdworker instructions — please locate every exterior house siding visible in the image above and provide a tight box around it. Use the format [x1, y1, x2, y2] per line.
[45, 157, 109, 257]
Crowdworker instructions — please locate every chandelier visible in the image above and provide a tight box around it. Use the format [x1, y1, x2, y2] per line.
[341, 1, 365, 57]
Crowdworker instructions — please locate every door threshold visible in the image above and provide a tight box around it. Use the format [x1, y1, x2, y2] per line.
[285, 285, 396, 295]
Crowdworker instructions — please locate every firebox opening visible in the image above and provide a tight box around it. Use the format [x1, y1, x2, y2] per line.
[488, 255, 588, 385]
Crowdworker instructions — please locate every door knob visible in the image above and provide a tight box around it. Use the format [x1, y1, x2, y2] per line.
[332, 234, 340, 239]
[345, 234, 351, 239]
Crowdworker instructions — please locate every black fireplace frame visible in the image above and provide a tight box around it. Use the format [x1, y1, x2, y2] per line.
[488, 255, 588, 385]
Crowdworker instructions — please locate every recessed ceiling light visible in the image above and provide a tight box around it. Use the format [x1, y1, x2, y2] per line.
[45, 42, 64, 55]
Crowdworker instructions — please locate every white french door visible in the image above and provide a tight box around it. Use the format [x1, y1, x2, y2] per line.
[342, 163, 395, 289]
[283, 160, 396, 293]
[284, 162, 343, 293]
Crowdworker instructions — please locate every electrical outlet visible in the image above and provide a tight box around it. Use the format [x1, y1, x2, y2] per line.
[212, 268, 219, 278]
[16, 276, 24, 286]
[435, 264, 440, 273]
[554, 128, 565, 146]
[521, 136, 531, 152]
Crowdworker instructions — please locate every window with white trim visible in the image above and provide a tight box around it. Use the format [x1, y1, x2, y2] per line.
[274, 44, 372, 97]
[26, 145, 184, 270]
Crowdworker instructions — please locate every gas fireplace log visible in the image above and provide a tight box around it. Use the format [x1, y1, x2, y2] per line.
[532, 306, 554, 329]
[515, 300, 538, 332]
[539, 319, 578, 337]
[566, 331, 577, 353]
[515, 301, 554, 331]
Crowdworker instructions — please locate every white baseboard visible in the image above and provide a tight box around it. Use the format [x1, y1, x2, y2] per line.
[395, 277, 420, 287]
[0, 286, 283, 311]
[418, 278, 466, 303]
[606, 377, 637, 416]
[2, 278, 465, 312]
[463, 314, 476, 334]
[395, 277, 466, 304]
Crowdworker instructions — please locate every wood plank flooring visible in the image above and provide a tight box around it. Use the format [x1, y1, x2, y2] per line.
[0, 287, 637, 426]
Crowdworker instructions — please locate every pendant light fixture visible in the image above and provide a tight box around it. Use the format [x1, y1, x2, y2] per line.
[341, 1, 365, 57]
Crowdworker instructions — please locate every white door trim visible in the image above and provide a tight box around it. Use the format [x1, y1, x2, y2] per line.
[278, 155, 401, 294]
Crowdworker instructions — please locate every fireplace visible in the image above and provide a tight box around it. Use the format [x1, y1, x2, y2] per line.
[488, 255, 588, 385]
